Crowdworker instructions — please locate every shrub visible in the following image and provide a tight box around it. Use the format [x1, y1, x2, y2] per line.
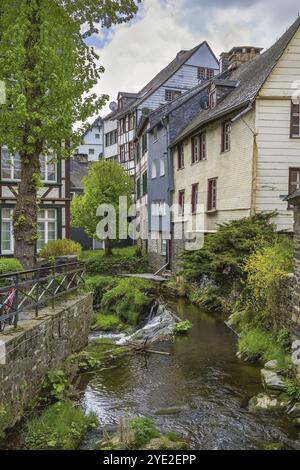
[238, 328, 288, 366]
[85, 275, 117, 307]
[180, 213, 278, 290]
[0, 258, 23, 276]
[42, 370, 69, 402]
[100, 278, 154, 326]
[39, 239, 81, 259]
[189, 286, 225, 312]
[128, 417, 160, 449]
[0, 405, 12, 440]
[24, 402, 97, 450]
[93, 313, 126, 332]
[81, 247, 148, 275]
[173, 321, 192, 335]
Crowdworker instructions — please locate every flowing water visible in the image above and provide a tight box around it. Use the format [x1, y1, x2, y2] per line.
[79, 298, 300, 450]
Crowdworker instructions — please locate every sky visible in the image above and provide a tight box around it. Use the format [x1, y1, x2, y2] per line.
[89, 0, 300, 117]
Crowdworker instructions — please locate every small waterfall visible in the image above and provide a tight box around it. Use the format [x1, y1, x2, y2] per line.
[147, 300, 159, 321]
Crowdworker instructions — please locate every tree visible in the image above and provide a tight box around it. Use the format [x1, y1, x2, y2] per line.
[71, 160, 132, 256]
[0, 0, 140, 269]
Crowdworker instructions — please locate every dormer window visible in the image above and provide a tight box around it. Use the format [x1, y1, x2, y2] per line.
[165, 89, 182, 102]
[118, 97, 123, 111]
[198, 67, 215, 81]
[209, 90, 217, 109]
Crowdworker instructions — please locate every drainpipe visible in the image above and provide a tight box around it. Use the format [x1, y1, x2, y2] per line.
[161, 116, 171, 268]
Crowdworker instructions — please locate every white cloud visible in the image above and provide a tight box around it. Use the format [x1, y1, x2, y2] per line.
[89, 0, 299, 118]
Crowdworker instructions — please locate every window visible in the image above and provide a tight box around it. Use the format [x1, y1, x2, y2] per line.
[88, 148, 95, 155]
[152, 161, 157, 179]
[136, 141, 141, 163]
[1, 149, 21, 180]
[136, 177, 141, 200]
[161, 239, 167, 256]
[165, 89, 182, 102]
[37, 209, 57, 251]
[142, 133, 148, 155]
[120, 144, 126, 163]
[178, 190, 185, 215]
[40, 153, 56, 182]
[177, 144, 184, 170]
[1, 208, 14, 254]
[95, 133, 100, 139]
[191, 132, 206, 163]
[105, 130, 117, 147]
[191, 183, 198, 214]
[129, 141, 134, 160]
[289, 168, 300, 202]
[153, 127, 158, 142]
[207, 179, 217, 211]
[160, 157, 165, 176]
[198, 67, 215, 81]
[291, 102, 300, 137]
[221, 122, 231, 152]
[129, 114, 135, 130]
[142, 171, 148, 195]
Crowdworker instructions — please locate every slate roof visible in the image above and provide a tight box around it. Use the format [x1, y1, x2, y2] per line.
[113, 41, 218, 120]
[171, 16, 300, 146]
[70, 157, 90, 190]
[82, 116, 103, 137]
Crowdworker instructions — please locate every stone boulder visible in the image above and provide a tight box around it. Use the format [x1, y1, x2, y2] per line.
[249, 393, 291, 414]
[261, 369, 287, 393]
[288, 402, 300, 418]
[264, 360, 279, 371]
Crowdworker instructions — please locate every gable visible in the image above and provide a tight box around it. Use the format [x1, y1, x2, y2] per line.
[260, 25, 300, 98]
[186, 42, 219, 69]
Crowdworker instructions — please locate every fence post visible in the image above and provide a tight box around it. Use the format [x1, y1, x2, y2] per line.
[14, 273, 19, 329]
[35, 277, 39, 318]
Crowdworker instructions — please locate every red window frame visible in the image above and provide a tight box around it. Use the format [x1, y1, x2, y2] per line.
[191, 183, 199, 214]
[291, 102, 300, 138]
[207, 179, 217, 211]
[129, 141, 134, 160]
[177, 144, 184, 170]
[120, 144, 126, 163]
[178, 190, 185, 215]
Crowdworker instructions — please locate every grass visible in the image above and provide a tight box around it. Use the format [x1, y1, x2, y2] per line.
[80, 246, 137, 260]
[127, 417, 160, 449]
[238, 328, 289, 366]
[71, 339, 126, 372]
[92, 313, 126, 332]
[24, 402, 97, 450]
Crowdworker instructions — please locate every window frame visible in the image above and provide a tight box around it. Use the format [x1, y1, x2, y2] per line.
[221, 121, 232, 153]
[165, 89, 182, 102]
[37, 209, 57, 252]
[288, 167, 300, 207]
[177, 144, 184, 170]
[1, 208, 14, 255]
[191, 183, 199, 214]
[178, 189, 185, 216]
[290, 102, 300, 138]
[207, 178, 217, 211]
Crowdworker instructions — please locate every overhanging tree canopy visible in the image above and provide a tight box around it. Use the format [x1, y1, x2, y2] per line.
[0, 0, 140, 268]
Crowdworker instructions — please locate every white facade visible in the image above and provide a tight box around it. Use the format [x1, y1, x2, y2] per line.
[103, 116, 118, 161]
[76, 118, 104, 162]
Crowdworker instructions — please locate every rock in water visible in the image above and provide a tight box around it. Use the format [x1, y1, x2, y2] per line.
[249, 393, 290, 413]
[264, 360, 279, 371]
[154, 406, 189, 416]
[261, 369, 287, 392]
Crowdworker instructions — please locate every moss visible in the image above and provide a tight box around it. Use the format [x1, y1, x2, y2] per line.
[70, 339, 127, 372]
[173, 321, 192, 335]
[0, 405, 13, 440]
[92, 313, 126, 332]
[84, 275, 118, 307]
[24, 402, 98, 450]
[80, 247, 148, 276]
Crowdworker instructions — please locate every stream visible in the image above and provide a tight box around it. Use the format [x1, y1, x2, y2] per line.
[78, 298, 300, 450]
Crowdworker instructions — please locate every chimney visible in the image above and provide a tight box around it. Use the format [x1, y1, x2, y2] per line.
[227, 46, 263, 69]
[219, 52, 230, 73]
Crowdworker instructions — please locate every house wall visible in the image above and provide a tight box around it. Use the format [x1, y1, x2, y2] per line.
[77, 124, 104, 162]
[172, 110, 255, 234]
[103, 118, 118, 160]
[255, 25, 300, 231]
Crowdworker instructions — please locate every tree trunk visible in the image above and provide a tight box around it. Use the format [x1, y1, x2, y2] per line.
[14, 153, 40, 270]
[13, 0, 42, 270]
[104, 238, 113, 257]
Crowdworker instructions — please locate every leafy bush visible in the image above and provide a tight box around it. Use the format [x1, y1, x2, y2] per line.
[101, 278, 154, 326]
[24, 402, 97, 450]
[238, 328, 288, 365]
[0, 405, 12, 440]
[173, 321, 192, 335]
[81, 247, 148, 275]
[85, 275, 117, 307]
[180, 213, 278, 290]
[189, 286, 226, 312]
[0, 258, 23, 276]
[42, 370, 68, 402]
[93, 313, 126, 332]
[39, 239, 81, 259]
[128, 417, 160, 449]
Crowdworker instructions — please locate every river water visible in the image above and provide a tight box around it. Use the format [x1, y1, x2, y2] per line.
[79, 298, 300, 450]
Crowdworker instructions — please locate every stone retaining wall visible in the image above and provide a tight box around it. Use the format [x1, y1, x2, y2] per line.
[0, 293, 93, 428]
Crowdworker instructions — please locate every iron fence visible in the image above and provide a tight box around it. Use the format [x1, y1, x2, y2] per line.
[0, 261, 85, 333]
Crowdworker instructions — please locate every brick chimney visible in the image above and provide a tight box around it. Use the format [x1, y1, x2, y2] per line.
[227, 46, 263, 69]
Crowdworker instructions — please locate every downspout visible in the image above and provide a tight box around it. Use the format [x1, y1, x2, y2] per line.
[161, 116, 171, 267]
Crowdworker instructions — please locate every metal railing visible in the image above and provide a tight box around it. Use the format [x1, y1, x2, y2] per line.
[0, 261, 85, 333]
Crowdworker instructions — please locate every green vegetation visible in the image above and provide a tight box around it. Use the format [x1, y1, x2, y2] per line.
[71, 160, 133, 256]
[71, 339, 126, 372]
[24, 402, 97, 450]
[0, 405, 12, 440]
[173, 321, 193, 335]
[0, 258, 23, 276]
[92, 313, 126, 332]
[39, 239, 82, 259]
[238, 329, 289, 365]
[81, 246, 148, 276]
[85, 275, 118, 307]
[128, 417, 160, 449]
[101, 278, 155, 326]
[181, 213, 278, 291]
[285, 377, 300, 401]
[42, 370, 69, 402]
